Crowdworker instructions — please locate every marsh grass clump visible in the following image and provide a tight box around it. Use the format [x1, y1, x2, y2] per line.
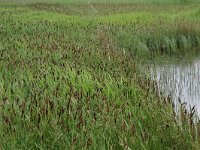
[1, 1, 200, 149]
[112, 24, 200, 59]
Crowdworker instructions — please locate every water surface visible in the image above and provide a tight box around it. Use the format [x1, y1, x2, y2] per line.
[145, 58, 200, 115]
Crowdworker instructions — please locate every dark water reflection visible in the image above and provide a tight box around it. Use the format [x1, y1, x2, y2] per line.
[145, 59, 200, 115]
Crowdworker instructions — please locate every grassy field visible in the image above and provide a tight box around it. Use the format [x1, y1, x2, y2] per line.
[0, 0, 200, 4]
[1, 0, 200, 149]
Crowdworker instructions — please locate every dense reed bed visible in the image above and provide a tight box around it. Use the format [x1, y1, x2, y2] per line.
[1, 1, 200, 149]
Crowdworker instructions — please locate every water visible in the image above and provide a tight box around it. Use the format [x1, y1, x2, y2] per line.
[145, 58, 200, 115]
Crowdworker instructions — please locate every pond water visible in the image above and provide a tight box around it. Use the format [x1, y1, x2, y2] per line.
[145, 58, 200, 115]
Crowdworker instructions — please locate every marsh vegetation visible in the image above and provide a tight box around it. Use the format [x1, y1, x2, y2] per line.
[1, 0, 200, 149]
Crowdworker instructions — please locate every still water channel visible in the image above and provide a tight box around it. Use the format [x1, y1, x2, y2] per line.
[145, 58, 200, 115]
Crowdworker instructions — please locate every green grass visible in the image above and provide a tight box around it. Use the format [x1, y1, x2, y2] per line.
[0, 0, 200, 4]
[1, 1, 200, 149]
